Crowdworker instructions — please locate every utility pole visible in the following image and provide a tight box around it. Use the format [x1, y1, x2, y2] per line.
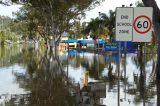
[82, 22, 86, 50]
[98, 12, 101, 53]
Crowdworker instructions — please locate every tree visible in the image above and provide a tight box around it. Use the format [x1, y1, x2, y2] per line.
[0, 16, 19, 43]
[84, 10, 115, 42]
[141, 0, 160, 106]
[141, 0, 160, 69]
[69, 20, 83, 39]
[0, 31, 5, 44]
[85, 17, 109, 40]
[12, 0, 104, 53]
[99, 10, 115, 42]
[8, 47, 75, 106]
[85, 18, 101, 39]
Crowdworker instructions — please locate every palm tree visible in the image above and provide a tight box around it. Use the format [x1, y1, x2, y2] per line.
[85, 18, 100, 39]
[84, 17, 109, 51]
[85, 17, 109, 40]
[99, 10, 115, 42]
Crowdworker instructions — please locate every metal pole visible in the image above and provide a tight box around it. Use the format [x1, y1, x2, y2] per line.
[98, 12, 101, 53]
[98, 53, 99, 79]
[98, 24, 100, 53]
[118, 42, 121, 106]
[143, 42, 147, 106]
[118, 71, 120, 106]
[124, 50, 126, 101]
[144, 42, 146, 71]
[82, 22, 86, 52]
[118, 42, 121, 66]
[83, 33, 84, 52]
[124, 42, 127, 53]
[67, 48, 69, 86]
[83, 24, 84, 57]
[83, 26, 84, 50]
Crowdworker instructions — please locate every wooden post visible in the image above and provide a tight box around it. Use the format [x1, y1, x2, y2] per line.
[84, 70, 88, 86]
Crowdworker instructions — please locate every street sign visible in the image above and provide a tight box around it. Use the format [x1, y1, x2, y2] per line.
[115, 7, 133, 41]
[133, 7, 153, 42]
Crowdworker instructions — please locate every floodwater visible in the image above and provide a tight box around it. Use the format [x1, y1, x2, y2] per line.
[0, 44, 158, 106]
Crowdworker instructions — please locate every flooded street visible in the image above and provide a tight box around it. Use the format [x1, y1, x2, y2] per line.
[0, 45, 158, 106]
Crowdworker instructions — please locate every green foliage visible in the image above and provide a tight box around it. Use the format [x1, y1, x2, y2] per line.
[99, 10, 115, 41]
[12, 0, 104, 43]
[0, 31, 5, 44]
[69, 21, 92, 39]
[0, 16, 12, 29]
[84, 10, 115, 40]
[85, 18, 101, 39]
[0, 16, 21, 43]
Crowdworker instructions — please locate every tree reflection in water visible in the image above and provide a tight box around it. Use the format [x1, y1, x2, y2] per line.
[10, 47, 75, 106]
[1, 45, 158, 106]
[81, 53, 105, 80]
[66, 50, 157, 105]
[129, 51, 157, 105]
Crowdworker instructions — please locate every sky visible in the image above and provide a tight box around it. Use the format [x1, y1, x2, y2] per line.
[0, 0, 160, 20]
[81, 0, 160, 22]
[0, 4, 22, 18]
[82, 0, 137, 22]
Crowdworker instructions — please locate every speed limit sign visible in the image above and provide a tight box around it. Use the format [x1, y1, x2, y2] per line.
[134, 15, 152, 34]
[133, 7, 153, 42]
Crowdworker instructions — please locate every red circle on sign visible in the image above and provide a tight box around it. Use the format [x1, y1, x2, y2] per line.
[133, 15, 152, 34]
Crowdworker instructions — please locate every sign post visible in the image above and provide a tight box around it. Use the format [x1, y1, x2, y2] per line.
[133, 7, 153, 42]
[132, 7, 153, 75]
[116, 7, 153, 42]
[115, 7, 153, 88]
[115, 8, 134, 88]
[115, 8, 133, 41]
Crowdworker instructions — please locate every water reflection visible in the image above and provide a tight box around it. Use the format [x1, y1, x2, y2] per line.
[0, 45, 158, 106]
[14, 48, 76, 106]
[64, 50, 157, 106]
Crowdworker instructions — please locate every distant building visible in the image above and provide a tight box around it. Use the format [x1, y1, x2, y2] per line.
[59, 32, 69, 50]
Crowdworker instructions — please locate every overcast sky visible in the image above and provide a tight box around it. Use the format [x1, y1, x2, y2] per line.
[0, 0, 160, 21]
[0, 4, 22, 17]
[81, 0, 160, 22]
